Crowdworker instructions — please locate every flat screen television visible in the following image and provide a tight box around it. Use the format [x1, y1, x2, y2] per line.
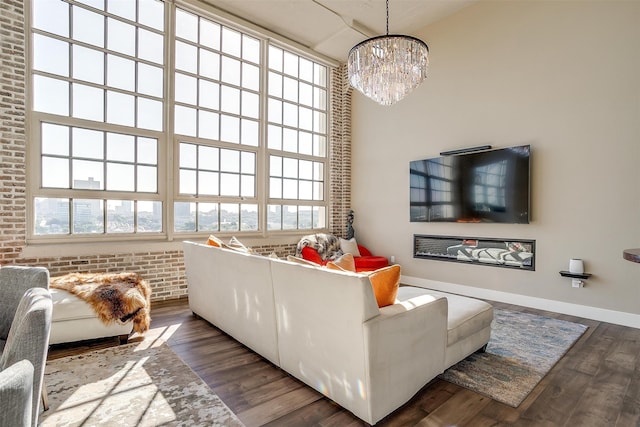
[410, 145, 530, 223]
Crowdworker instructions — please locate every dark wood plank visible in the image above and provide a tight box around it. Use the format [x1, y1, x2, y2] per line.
[565, 368, 630, 426]
[518, 367, 592, 425]
[223, 375, 311, 414]
[318, 410, 367, 427]
[414, 388, 491, 426]
[617, 396, 640, 426]
[261, 399, 349, 427]
[568, 325, 615, 376]
[236, 385, 323, 426]
[203, 359, 285, 390]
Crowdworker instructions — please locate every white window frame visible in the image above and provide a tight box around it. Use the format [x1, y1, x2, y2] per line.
[26, 0, 334, 245]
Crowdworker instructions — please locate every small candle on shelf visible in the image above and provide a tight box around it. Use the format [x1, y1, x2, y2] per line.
[569, 259, 584, 275]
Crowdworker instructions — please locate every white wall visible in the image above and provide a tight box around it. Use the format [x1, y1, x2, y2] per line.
[351, 1, 640, 322]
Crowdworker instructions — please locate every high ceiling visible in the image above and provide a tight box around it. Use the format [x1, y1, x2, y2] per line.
[201, 0, 475, 62]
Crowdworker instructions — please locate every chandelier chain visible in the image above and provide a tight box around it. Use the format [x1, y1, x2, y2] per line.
[386, 0, 389, 35]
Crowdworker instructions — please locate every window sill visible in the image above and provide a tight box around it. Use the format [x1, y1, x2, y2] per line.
[21, 240, 185, 259]
[21, 233, 306, 259]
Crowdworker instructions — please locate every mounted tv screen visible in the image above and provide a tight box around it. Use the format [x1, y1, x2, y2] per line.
[410, 145, 530, 223]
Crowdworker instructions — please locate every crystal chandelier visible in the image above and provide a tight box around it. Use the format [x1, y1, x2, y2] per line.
[347, 0, 429, 106]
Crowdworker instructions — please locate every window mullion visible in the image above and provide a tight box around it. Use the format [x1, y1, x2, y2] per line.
[258, 36, 269, 236]
[165, 1, 177, 241]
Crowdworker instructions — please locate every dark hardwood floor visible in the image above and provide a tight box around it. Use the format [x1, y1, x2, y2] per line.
[48, 298, 640, 426]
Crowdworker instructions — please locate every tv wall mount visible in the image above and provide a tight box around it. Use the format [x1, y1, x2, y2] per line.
[439, 145, 492, 156]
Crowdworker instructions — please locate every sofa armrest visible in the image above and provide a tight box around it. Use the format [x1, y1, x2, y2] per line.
[363, 294, 448, 424]
[0, 359, 34, 427]
[0, 266, 49, 340]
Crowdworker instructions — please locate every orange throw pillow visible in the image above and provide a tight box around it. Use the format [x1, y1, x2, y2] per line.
[326, 253, 356, 272]
[206, 235, 223, 247]
[368, 265, 401, 308]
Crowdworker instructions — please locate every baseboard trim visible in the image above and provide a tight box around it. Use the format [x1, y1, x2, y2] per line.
[402, 275, 640, 329]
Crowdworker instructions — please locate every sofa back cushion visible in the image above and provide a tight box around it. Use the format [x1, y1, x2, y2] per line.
[183, 241, 280, 365]
[270, 259, 379, 419]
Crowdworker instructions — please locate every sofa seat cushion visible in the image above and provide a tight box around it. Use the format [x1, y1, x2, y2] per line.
[354, 256, 389, 272]
[50, 288, 100, 321]
[49, 288, 134, 345]
[396, 287, 493, 347]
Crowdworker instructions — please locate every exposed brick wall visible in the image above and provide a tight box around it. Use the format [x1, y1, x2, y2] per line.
[251, 243, 297, 258]
[1, 2, 352, 301]
[329, 64, 352, 238]
[0, 0, 28, 263]
[17, 251, 188, 300]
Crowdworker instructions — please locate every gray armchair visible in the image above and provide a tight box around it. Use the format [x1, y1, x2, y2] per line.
[0, 359, 34, 426]
[0, 266, 52, 427]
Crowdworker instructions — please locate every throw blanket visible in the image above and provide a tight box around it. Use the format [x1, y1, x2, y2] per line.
[295, 233, 343, 261]
[50, 272, 151, 334]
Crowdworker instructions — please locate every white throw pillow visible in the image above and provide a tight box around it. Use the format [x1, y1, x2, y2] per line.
[339, 237, 361, 257]
[227, 236, 253, 253]
[286, 255, 321, 267]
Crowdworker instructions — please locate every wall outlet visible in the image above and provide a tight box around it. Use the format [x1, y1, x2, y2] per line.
[572, 279, 584, 288]
[390, 255, 396, 263]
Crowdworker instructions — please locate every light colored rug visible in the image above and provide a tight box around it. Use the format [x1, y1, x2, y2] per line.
[40, 341, 244, 426]
[440, 308, 588, 407]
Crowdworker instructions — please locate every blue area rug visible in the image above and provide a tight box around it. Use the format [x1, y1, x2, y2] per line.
[440, 308, 588, 407]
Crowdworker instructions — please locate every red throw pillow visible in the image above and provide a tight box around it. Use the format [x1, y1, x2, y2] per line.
[354, 256, 389, 271]
[357, 244, 372, 257]
[301, 246, 324, 265]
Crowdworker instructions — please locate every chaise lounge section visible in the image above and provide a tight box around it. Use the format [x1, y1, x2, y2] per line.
[182, 241, 493, 424]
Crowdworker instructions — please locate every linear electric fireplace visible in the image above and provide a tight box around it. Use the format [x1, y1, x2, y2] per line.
[413, 234, 535, 271]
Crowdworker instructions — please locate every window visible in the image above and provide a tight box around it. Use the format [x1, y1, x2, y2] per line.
[30, 0, 165, 238]
[266, 46, 328, 230]
[172, 8, 262, 234]
[35, 123, 161, 235]
[28, 0, 330, 242]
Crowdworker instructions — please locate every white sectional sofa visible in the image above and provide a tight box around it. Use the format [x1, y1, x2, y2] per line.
[182, 241, 493, 425]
